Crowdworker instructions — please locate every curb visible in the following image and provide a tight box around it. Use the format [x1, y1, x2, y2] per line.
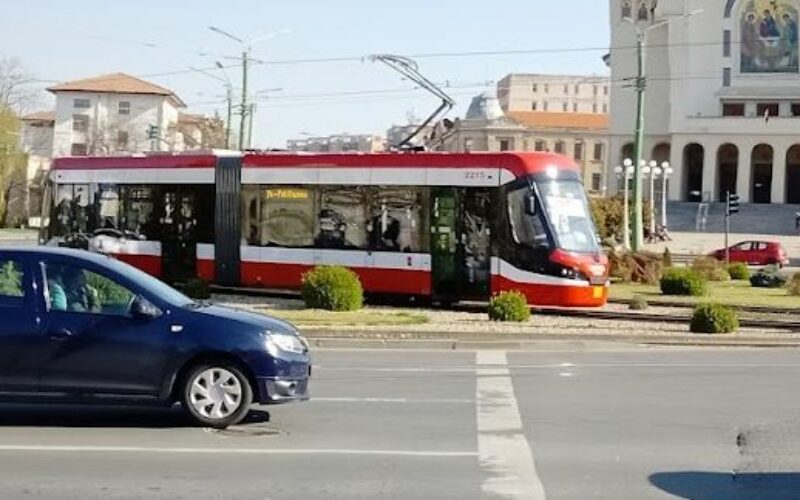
[302, 332, 800, 350]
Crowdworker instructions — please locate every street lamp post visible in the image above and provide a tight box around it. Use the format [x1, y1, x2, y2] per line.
[208, 26, 290, 150]
[623, 10, 702, 251]
[614, 159, 634, 250]
[660, 162, 674, 229]
[647, 160, 659, 238]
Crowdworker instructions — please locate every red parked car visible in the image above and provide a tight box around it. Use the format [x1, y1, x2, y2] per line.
[710, 241, 789, 267]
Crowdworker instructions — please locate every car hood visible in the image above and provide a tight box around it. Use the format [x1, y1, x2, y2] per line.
[190, 304, 300, 335]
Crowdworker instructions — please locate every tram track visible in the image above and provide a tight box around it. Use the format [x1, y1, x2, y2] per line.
[210, 285, 800, 332]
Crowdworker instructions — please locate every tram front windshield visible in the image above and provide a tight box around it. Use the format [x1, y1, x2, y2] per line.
[538, 180, 598, 253]
[507, 180, 598, 254]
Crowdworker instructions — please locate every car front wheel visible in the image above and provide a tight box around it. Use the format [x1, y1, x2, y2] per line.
[182, 364, 253, 428]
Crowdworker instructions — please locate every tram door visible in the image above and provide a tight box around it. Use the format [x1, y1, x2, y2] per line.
[431, 188, 493, 301]
[159, 187, 198, 283]
[430, 188, 458, 300]
[459, 189, 492, 299]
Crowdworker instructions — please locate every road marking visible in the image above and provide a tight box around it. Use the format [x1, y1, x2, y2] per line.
[476, 351, 546, 500]
[0, 445, 477, 458]
[313, 397, 473, 404]
[317, 366, 476, 373]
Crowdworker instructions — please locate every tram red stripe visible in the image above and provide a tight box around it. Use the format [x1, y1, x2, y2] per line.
[491, 275, 607, 308]
[53, 155, 216, 170]
[197, 259, 215, 282]
[240, 261, 431, 295]
[111, 253, 162, 278]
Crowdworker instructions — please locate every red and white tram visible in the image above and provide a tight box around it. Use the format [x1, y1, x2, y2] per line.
[43, 151, 609, 307]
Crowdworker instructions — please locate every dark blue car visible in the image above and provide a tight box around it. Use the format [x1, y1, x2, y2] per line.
[0, 247, 310, 428]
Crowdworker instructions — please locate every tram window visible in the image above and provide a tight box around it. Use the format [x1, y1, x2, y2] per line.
[192, 185, 216, 244]
[316, 187, 368, 249]
[369, 188, 427, 253]
[52, 184, 94, 236]
[507, 188, 548, 248]
[261, 186, 315, 247]
[121, 186, 155, 239]
[241, 186, 261, 245]
[97, 184, 120, 229]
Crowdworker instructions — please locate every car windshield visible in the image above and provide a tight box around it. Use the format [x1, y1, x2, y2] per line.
[97, 255, 194, 308]
[537, 180, 599, 253]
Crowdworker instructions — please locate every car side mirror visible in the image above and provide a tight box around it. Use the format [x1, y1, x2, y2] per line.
[524, 193, 537, 216]
[131, 296, 161, 320]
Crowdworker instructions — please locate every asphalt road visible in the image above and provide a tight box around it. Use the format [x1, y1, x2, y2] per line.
[1, 345, 800, 499]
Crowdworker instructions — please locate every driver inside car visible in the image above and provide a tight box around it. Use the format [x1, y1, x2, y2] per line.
[63, 268, 101, 313]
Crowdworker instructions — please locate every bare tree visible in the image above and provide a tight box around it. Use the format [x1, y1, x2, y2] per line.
[0, 57, 38, 114]
[0, 58, 41, 227]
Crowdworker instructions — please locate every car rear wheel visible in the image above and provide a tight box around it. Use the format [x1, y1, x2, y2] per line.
[182, 363, 253, 429]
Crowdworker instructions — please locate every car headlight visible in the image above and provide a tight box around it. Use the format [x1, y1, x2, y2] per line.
[265, 332, 308, 356]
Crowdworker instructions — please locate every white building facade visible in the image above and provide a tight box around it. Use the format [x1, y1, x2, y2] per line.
[610, 0, 800, 204]
[498, 74, 611, 115]
[46, 73, 186, 157]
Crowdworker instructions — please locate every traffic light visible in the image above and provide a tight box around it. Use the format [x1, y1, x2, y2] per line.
[727, 192, 740, 216]
[147, 124, 159, 140]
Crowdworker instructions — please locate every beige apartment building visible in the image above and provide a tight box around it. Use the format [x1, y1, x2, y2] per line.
[498, 73, 611, 115]
[443, 91, 610, 194]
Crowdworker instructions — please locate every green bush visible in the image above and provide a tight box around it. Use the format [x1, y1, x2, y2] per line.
[629, 294, 649, 311]
[660, 268, 708, 296]
[727, 262, 750, 281]
[750, 266, 788, 288]
[662, 247, 673, 268]
[86, 272, 132, 306]
[787, 273, 800, 296]
[690, 303, 739, 334]
[691, 256, 731, 282]
[0, 261, 22, 297]
[609, 250, 663, 284]
[301, 266, 363, 311]
[183, 278, 211, 300]
[488, 290, 531, 322]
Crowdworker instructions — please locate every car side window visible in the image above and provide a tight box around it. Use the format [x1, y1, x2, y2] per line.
[43, 262, 135, 316]
[0, 259, 25, 300]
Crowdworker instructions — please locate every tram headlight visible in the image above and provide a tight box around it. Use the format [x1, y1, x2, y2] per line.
[589, 264, 607, 277]
[554, 264, 588, 282]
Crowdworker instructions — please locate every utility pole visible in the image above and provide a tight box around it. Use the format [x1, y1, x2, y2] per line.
[225, 85, 233, 149]
[622, 10, 702, 251]
[239, 50, 249, 151]
[247, 102, 256, 149]
[209, 26, 289, 151]
[632, 34, 646, 252]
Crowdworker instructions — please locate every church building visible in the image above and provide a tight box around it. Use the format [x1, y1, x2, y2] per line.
[609, 0, 800, 204]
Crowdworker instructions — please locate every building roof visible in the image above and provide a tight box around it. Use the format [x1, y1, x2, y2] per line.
[21, 110, 55, 122]
[47, 73, 185, 107]
[178, 113, 205, 124]
[465, 91, 505, 120]
[507, 111, 609, 131]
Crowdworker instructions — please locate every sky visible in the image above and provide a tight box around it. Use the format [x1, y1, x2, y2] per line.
[3, 0, 610, 148]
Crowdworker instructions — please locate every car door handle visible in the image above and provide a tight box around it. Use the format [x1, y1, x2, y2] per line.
[49, 329, 75, 342]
